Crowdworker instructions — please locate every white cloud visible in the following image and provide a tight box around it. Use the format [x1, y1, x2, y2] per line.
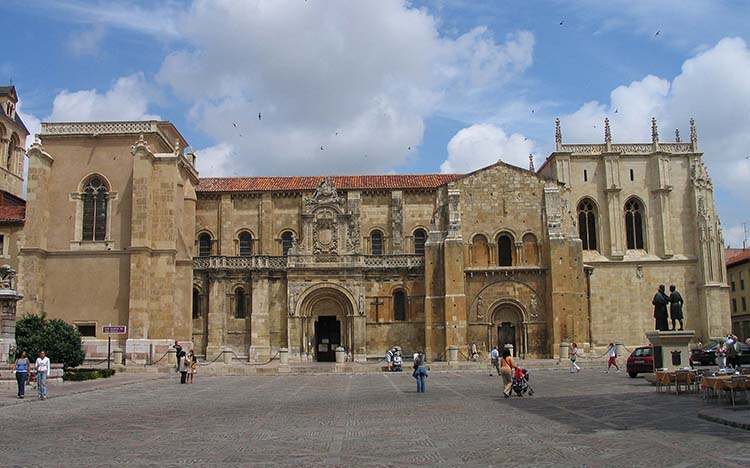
[724, 224, 747, 249]
[16, 102, 41, 149]
[156, 0, 534, 176]
[47, 73, 160, 122]
[67, 25, 106, 56]
[195, 142, 235, 177]
[560, 37, 750, 199]
[441, 123, 534, 173]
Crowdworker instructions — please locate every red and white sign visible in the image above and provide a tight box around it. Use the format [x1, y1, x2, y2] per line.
[103, 325, 127, 334]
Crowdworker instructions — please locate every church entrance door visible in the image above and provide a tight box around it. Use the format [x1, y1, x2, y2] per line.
[314, 315, 341, 362]
[498, 322, 516, 357]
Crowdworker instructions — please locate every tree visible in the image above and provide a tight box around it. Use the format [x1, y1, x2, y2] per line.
[15, 313, 85, 368]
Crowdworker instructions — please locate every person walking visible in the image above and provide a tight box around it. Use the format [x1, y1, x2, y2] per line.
[569, 342, 581, 373]
[35, 351, 51, 400]
[385, 347, 394, 371]
[489, 346, 500, 376]
[500, 348, 516, 398]
[716, 341, 728, 369]
[605, 343, 620, 373]
[187, 350, 196, 384]
[13, 351, 30, 399]
[413, 351, 428, 393]
[173, 340, 183, 373]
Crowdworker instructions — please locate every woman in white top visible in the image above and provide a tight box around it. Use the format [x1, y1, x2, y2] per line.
[569, 342, 581, 373]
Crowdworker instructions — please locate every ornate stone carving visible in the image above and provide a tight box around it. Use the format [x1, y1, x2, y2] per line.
[312, 209, 338, 255]
[529, 293, 538, 318]
[346, 217, 361, 252]
[41, 121, 159, 136]
[447, 189, 462, 238]
[0, 265, 16, 290]
[691, 158, 713, 190]
[476, 296, 484, 321]
[305, 178, 343, 206]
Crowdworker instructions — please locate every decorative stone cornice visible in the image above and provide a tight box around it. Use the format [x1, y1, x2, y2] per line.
[193, 254, 425, 272]
[41, 121, 159, 136]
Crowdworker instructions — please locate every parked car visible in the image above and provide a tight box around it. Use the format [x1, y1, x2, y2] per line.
[690, 341, 720, 366]
[626, 346, 654, 378]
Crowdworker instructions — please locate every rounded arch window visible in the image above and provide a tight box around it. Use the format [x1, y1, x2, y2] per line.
[413, 228, 427, 255]
[577, 199, 598, 251]
[234, 287, 248, 319]
[472, 234, 490, 267]
[238, 231, 253, 256]
[370, 229, 383, 256]
[281, 231, 294, 256]
[192, 288, 201, 319]
[82, 175, 109, 241]
[198, 233, 212, 257]
[393, 289, 406, 321]
[497, 233, 514, 266]
[522, 233, 539, 265]
[624, 198, 645, 250]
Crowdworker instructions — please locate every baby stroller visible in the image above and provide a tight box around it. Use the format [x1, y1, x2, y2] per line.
[392, 354, 403, 372]
[511, 367, 533, 397]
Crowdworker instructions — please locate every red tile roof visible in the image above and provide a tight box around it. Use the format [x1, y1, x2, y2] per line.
[197, 174, 464, 193]
[726, 248, 750, 268]
[0, 205, 24, 223]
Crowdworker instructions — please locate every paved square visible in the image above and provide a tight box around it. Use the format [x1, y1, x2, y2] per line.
[2, 369, 750, 467]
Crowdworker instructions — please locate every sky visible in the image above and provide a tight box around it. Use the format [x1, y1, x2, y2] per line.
[5, 0, 750, 247]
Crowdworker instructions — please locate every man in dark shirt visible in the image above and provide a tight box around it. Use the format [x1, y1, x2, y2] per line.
[669, 285, 684, 331]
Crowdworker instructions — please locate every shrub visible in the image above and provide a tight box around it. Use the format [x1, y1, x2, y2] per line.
[63, 368, 116, 381]
[15, 312, 86, 368]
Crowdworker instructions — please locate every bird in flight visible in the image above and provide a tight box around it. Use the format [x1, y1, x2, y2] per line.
[524, 137, 528, 141]
[559, 21, 564, 25]
[320, 145, 324, 151]
[531, 109, 535, 114]
[655, 30, 660, 37]
[614, 109, 619, 114]
[232, 122, 237, 128]
[408, 146, 412, 151]
[258, 112, 262, 120]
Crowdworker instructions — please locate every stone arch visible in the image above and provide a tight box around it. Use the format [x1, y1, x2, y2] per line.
[490, 300, 526, 357]
[293, 282, 359, 361]
[521, 232, 539, 265]
[471, 233, 490, 267]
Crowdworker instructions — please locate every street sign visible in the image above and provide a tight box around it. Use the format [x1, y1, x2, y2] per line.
[103, 325, 127, 334]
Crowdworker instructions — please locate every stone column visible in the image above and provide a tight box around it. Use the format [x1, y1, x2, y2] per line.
[603, 154, 624, 258]
[249, 275, 271, 362]
[206, 273, 227, 360]
[444, 189, 468, 353]
[391, 191, 403, 254]
[259, 194, 274, 255]
[352, 314, 367, 362]
[654, 155, 673, 258]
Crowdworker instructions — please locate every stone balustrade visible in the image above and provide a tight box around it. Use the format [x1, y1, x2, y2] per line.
[193, 254, 425, 271]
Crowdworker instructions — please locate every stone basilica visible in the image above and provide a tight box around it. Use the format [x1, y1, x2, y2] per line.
[9, 96, 730, 363]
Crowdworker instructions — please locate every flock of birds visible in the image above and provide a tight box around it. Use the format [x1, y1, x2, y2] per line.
[217, 21, 667, 171]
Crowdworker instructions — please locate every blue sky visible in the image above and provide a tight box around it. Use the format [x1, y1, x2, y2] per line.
[5, 0, 750, 246]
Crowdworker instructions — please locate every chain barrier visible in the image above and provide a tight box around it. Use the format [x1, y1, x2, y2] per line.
[151, 350, 170, 365]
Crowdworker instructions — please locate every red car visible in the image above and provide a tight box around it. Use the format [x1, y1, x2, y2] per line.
[626, 346, 654, 378]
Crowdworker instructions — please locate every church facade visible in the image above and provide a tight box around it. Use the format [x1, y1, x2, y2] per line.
[18, 117, 730, 363]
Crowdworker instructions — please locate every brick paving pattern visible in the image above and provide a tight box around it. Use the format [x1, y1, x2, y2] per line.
[1, 369, 749, 467]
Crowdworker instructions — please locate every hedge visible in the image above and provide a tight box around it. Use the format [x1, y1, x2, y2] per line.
[63, 368, 116, 381]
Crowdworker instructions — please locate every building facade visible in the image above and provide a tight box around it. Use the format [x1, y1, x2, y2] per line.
[726, 249, 750, 341]
[17, 117, 731, 363]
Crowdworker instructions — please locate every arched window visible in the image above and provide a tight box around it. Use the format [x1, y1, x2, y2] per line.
[82, 176, 109, 241]
[192, 288, 201, 319]
[577, 199, 598, 251]
[7, 134, 18, 170]
[198, 233, 212, 257]
[522, 233, 539, 265]
[238, 231, 253, 256]
[472, 234, 490, 267]
[234, 287, 247, 319]
[498, 233, 513, 266]
[281, 231, 294, 256]
[624, 198, 645, 250]
[393, 289, 406, 321]
[413, 228, 427, 255]
[371, 229, 383, 256]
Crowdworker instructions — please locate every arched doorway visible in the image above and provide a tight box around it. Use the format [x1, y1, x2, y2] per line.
[491, 303, 525, 357]
[294, 284, 357, 362]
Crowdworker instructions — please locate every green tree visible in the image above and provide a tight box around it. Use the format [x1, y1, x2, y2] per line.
[15, 313, 85, 368]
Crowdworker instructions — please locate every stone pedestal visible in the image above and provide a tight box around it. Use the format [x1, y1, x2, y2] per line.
[335, 346, 346, 363]
[113, 349, 124, 365]
[223, 348, 233, 364]
[0, 288, 22, 364]
[645, 330, 695, 370]
[448, 345, 458, 363]
[559, 342, 569, 361]
[279, 348, 289, 365]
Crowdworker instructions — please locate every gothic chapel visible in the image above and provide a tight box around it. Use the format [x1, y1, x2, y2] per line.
[18, 113, 730, 362]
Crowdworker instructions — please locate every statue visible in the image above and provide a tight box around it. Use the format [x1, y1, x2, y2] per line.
[669, 285, 684, 331]
[652, 285, 670, 331]
[0, 265, 16, 290]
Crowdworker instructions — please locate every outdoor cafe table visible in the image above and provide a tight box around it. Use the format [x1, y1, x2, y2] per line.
[701, 375, 750, 392]
[655, 369, 695, 386]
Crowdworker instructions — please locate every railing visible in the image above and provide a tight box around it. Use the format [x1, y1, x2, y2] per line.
[40, 121, 160, 136]
[193, 254, 424, 271]
[560, 142, 694, 155]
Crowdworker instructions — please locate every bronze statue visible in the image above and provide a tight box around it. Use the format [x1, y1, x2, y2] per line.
[652, 284, 670, 331]
[669, 285, 684, 331]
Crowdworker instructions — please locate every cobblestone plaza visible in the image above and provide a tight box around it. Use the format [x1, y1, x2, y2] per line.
[2, 369, 750, 468]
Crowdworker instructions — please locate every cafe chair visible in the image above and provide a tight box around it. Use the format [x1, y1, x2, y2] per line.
[726, 375, 749, 408]
[674, 370, 693, 396]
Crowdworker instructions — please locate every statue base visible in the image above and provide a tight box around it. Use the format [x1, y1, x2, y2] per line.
[0, 337, 15, 363]
[645, 330, 695, 370]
